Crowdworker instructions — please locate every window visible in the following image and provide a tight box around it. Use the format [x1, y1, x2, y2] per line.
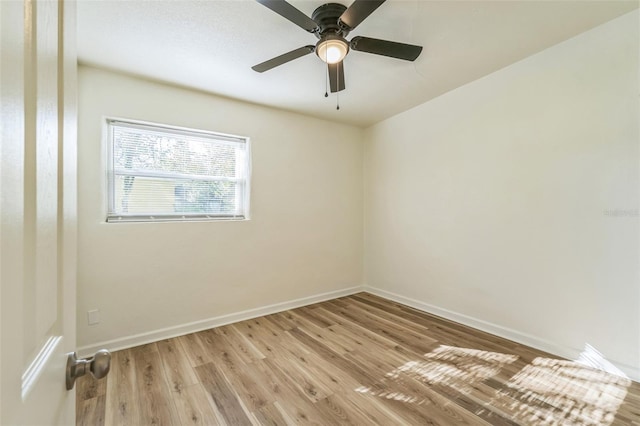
[106, 119, 250, 222]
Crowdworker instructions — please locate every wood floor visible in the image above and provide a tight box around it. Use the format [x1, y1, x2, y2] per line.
[76, 293, 640, 425]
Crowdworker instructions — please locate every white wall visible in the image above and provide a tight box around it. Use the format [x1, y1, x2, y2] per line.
[364, 11, 639, 378]
[77, 66, 363, 349]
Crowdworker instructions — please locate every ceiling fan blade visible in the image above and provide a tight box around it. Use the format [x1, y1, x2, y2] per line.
[255, 0, 319, 33]
[350, 36, 422, 61]
[252, 45, 315, 73]
[328, 61, 345, 93]
[338, 0, 386, 31]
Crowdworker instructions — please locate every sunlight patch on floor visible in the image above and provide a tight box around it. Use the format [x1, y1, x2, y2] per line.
[387, 345, 519, 392]
[355, 345, 519, 405]
[490, 356, 631, 426]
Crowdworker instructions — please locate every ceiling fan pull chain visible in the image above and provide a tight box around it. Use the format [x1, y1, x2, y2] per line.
[325, 58, 329, 97]
[336, 63, 340, 110]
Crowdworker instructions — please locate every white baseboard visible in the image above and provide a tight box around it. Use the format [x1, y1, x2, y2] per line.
[364, 286, 640, 382]
[78, 285, 364, 358]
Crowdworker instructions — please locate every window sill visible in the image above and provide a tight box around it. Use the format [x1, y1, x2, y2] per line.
[106, 215, 248, 223]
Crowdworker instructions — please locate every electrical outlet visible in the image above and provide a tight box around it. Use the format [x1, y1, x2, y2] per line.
[87, 309, 100, 326]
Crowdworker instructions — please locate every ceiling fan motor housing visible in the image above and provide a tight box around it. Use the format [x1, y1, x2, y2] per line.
[312, 3, 349, 37]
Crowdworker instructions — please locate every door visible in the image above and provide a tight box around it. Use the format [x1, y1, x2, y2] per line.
[1, 0, 78, 424]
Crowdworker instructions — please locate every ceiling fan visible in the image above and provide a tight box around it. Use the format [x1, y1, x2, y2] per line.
[252, 0, 423, 94]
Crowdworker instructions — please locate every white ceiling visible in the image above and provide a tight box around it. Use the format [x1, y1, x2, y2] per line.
[77, 0, 638, 127]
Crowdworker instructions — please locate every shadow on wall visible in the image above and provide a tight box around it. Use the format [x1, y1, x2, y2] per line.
[356, 344, 631, 425]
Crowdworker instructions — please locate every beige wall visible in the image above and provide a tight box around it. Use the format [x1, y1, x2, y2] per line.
[77, 66, 363, 348]
[364, 11, 639, 378]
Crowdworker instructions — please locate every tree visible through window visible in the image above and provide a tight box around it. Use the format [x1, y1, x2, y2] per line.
[107, 119, 250, 222]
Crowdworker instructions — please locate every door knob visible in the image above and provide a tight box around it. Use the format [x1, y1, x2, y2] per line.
[65, 349, 111, 390]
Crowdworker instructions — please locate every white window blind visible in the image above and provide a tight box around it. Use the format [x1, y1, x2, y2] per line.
[107, 119, 250, 222]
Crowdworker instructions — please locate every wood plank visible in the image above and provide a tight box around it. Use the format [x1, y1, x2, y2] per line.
[264, 342, 334, 403]
[132, 345, 181, 425]
[157, 338, 198, 393]
[76, 373, 107, 401]
[232, 318, 284, 357]
[76, 395, 106, 426]
[314, 393, 379, 425]
[214, 324, 265, 363]
[255, 358, 334, 425]
[252, 402, 295, 426]
[76, 374, 105, 426]
[172, 383, 225, 426]
[198, 328, 247, 373]
[344, 389, 414, 425]
[217, 358, 275, 412]
[263, 311, 298, 331]
[295, 305, 335, 328]
[195, 362, 253, 426]
[314, 307, 400, 350]
[344, 295, 440, 335]
[277, 330, 362, 393]
[288, 310, 357, 354]
[104, 349, 141, 426]
[178, 332, 215, 367]
[287, 327, 389, 392]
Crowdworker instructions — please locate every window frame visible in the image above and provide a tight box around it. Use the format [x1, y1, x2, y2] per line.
[105, 117, 251, 223]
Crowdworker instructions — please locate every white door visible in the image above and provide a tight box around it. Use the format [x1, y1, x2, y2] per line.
[1, 0, 78, 424]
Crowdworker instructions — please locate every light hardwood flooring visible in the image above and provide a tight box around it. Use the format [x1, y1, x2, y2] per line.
[77, 293, 640, 425]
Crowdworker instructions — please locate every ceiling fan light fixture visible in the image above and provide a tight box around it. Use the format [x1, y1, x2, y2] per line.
[316, 36, 349, 64]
